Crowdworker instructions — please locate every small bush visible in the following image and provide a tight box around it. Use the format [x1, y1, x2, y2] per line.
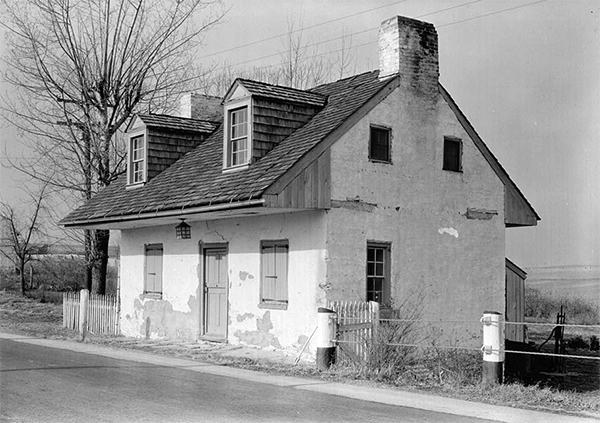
[362, 314, 423, 381]
[567, 335, 589, 350]
[33, 256, 88, 291]
[525, 287, 599, 325]
[589, 336, 599, 351]
[0, 269, 20, 290]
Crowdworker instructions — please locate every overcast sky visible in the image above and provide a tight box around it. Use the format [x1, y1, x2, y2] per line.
[1, 0, 598, 268]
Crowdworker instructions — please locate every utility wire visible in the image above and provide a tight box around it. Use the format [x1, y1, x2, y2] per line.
[197, 0, 411, 60]
[438, 0, 550, 28]
[210, 0, 483, 71]
[187, 0, 551, 90]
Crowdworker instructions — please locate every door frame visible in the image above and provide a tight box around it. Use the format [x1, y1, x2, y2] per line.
[199, 242, 229, 341]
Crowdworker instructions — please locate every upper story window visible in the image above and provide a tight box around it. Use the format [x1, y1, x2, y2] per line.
[369, 125, 391, 163]
[129, 134, 146, 185]
[228, 106, 249, 167]
[443, 137, 462, 172]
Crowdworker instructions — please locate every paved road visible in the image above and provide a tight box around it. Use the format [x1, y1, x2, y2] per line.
[0, 338, 495, 423]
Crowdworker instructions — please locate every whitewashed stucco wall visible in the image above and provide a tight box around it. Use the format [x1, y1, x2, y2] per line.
[327, 87, 506, 346]
[119, 210, 327, 354]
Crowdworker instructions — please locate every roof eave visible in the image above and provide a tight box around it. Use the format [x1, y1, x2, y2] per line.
[61, 198, 266, 229]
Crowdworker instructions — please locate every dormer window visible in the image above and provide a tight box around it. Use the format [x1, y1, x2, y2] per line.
[221, 78, 326, 172]
[229, 107, 249, 166]
[129, 134, 146, 185]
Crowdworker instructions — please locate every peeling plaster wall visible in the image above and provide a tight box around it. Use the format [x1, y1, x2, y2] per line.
[119, 225, 201, 340]
[119, 210, 327, 355]
[328, 87, 505, 347]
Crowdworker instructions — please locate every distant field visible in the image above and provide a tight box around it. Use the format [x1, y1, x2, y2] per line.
[526, 265, 600, 305]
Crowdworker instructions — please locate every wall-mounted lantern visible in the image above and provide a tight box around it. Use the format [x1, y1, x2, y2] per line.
[175, 219, 191, 239]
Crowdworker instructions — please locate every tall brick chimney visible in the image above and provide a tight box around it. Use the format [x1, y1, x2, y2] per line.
[180, 93, 222, 121]
[378, 16, 439, 95]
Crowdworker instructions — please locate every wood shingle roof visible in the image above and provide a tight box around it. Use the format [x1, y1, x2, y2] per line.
[134, 114, 219, 133]
[61, 70, 393, 226]
[233, 79, 328, 107]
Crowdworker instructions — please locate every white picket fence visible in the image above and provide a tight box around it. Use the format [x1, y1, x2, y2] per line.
[63, 291, 119, 336]
[328, 300, 380, 362]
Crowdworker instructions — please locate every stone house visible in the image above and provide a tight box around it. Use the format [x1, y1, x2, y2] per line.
[61, 16, 538, 353]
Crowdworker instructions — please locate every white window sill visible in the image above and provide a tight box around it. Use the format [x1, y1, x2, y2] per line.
[258, 301, 288, 310]
[222, 164, 250, 174]
[126, 182, 146, 190]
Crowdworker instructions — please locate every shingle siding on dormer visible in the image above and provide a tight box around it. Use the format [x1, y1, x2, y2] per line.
[146, 128, 209, 181]
[252, 98, 322, 161]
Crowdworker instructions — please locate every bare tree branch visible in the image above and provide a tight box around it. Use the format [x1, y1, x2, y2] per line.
[0, 183, 50, 295]
[1, 0, 225, 294]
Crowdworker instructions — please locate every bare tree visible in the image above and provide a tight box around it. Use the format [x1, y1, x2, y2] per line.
[197, 14, 356, 97]
[1, 0, 224, 294]
[0, 185, 49, 295]
[334, 26, 356, 80]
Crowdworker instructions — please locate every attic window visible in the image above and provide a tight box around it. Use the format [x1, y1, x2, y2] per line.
[228, 106, 249, 167]
[369, 125, 391, 163]
[129, 134, 146, 184]
[443, 137, 462, 172]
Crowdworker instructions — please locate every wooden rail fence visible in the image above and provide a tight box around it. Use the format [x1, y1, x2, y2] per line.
[63, 291, 119, 336]
[328, 300, 380, 363]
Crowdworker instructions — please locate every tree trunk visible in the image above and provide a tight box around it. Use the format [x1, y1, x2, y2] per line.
[84, 130, 94, 292]
[84, 229, 93, 291]
[94, 229, 110, 295]
[19, 263, 26, 296]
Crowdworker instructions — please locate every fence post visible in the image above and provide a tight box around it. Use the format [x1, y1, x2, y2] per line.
[370, 301, 380, 346]
[481, 311, 504, 384]
[316, 307, 337, 370]
[79, 289, 89, 341]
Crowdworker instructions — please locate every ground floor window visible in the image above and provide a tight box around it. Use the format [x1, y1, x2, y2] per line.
[366, 242, 390, 305]
[260, 240, 289, 309]
[144, 244, 163, 297]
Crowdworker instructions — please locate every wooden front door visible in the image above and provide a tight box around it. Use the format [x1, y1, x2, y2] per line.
[203, 247, 228, 340]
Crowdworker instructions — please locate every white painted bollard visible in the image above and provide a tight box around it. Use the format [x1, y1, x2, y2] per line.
[481, 311, 504, 384]
[79, 289, 89, 341]
[316, 307, 337, 370]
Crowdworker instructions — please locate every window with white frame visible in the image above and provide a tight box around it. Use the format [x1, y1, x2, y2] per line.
[129, 134, 146, 184]
[228, 106, 249, 167]
[259, 240, 288, 309]
[366, 242, 391, 305]
[144, 243, 163, 297]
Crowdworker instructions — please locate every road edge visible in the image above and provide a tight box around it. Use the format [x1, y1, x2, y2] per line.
[1, 332, 596, 423]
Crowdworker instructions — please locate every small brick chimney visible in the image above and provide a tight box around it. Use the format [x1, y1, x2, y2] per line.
[180, 93, 222, 121]
[378, 16, 439, 95]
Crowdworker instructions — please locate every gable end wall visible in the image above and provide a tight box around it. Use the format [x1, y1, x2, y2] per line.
[326, 86, 505, 347]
